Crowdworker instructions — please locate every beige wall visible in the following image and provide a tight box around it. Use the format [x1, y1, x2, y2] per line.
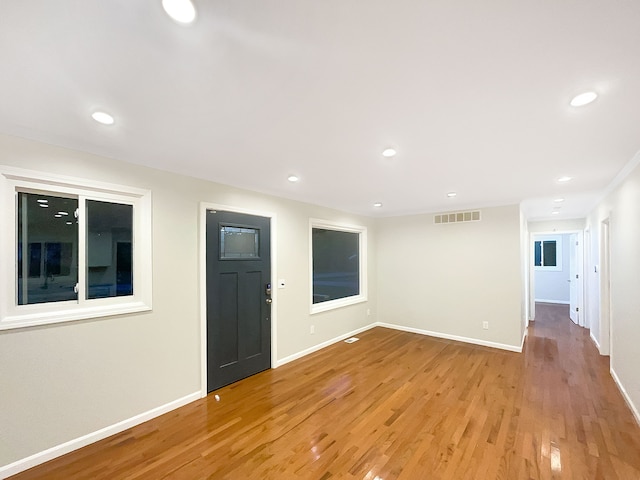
[0, 134, 376, 467]
[585, 157, 640, 421]
[375, 205, 524, 349]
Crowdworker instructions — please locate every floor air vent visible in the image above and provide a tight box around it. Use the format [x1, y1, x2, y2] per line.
[434, 210, 481, 224]
[344, 337, 359, 344]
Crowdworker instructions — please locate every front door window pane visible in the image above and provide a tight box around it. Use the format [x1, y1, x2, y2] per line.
[220, 226, 260, 259]
[17, 193, 78, 305]
[86, 200, 133, 299]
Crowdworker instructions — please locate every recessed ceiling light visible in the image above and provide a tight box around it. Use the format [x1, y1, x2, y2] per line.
[382, 148, 396, 158]
[373, 202, 383, 207]
[557, 176, 572, 183]
[551, 211, 560, 215]
[447, 192, 457, 198]
[287, 175, 299, 183]
[554, 198, 565, 203]
[162, 0, 196, 24]
[91, 111, 115, 125]
[570, 91, 598, 107]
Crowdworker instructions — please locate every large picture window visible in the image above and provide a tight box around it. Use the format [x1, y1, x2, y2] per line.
[2, 166, 152, 330]
[310, 220, 367, 314]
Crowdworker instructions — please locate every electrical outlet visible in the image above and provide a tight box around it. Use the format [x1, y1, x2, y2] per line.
[482, 321, 489, 330]
[366, 308, 371, 316]
[310, 325, 315, 334]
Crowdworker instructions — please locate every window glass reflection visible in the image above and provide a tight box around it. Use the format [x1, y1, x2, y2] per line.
[86, 200, 133, 299]
[220, 226, 259, 259]
[312, 228, 359, 304]
[17, 193, 78, 305]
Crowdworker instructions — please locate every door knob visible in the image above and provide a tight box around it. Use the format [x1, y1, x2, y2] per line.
[266, 298, 272, 304]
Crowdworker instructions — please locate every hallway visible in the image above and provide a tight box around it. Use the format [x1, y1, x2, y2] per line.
[525, 302, 640, 478]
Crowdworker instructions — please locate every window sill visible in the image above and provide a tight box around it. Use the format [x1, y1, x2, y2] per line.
[534, 266, 562, 272]
[310, 295, 367, 315]
[0, 301, 152, 331]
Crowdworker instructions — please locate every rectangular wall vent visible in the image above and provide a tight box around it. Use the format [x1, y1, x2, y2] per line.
[344, 337, 359, 344]
[434, 210, 481, 224]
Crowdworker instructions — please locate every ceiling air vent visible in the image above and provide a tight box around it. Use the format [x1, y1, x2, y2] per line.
[434, 210, 481, 224]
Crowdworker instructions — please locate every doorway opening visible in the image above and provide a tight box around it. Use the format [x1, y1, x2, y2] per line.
[530, 230, 584, 327]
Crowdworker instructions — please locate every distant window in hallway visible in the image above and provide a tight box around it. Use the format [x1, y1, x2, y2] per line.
[534, 236, 562, 271]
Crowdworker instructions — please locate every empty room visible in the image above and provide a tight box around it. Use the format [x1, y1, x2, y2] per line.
[1, 1, 640, 479]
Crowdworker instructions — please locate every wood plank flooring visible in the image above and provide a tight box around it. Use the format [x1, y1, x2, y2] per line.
[9, 304, 640, 479]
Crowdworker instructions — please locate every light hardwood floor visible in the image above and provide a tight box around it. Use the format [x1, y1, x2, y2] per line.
[10, 303, 640, 479]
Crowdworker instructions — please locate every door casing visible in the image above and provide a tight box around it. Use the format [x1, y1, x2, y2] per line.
[569, 233, 582, 325]
[199, 202, 277, 398]
[600, 218, 612, 356]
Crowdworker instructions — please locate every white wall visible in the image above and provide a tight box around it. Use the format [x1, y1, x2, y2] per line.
[586, 155, 640, 423]
[0, 133, 377, 469]
[533, 233, 570, 304]
[375, 205, 524, 350]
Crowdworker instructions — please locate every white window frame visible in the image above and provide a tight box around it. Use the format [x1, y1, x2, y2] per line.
[0, 166, 152, 330]
[534, 235, 563, 272]
[310, 219, 367, 314]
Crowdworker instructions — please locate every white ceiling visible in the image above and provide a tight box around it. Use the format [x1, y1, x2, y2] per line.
[1, 0, 639, 219]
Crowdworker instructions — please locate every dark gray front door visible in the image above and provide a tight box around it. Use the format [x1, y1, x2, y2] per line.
[206, 210, 271, 392]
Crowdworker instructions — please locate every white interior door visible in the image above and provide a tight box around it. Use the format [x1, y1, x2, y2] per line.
[569, 233, 579, 324]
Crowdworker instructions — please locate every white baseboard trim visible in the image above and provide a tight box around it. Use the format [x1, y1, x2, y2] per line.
[275, 321, 526, 369]
[590, 330, 601, 352]
[0, 391, 201, 480]
[521, 328, 528, 351]
[375, 322, 523, 353]
[275, 323, 375, 367]
[610, 368, 640, 428]
[535, 299, 570, 305]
